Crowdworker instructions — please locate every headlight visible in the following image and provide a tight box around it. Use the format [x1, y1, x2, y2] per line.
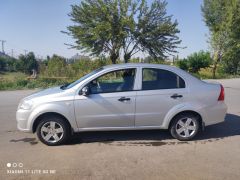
[18, 100, 33, 110]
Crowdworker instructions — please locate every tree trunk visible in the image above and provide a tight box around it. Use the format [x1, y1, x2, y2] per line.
[212, 51, 221, 79]
[110, 52, 119, 64]
[124, 53, 131, 63]
[212, 61, 217, 79]
[233, 61, 240, 75]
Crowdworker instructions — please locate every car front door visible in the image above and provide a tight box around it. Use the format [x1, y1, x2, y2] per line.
[135, 68, 188, 127]
[74, 68, 137, 129]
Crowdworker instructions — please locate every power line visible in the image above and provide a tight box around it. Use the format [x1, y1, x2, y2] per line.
[0, 40, 6, 54]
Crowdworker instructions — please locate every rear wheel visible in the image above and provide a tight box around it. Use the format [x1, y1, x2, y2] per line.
[36, 116, 70, 146]
[170, 113, 200, 141]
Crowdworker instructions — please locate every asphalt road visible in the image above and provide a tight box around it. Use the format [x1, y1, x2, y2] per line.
[0, 79, 240, 180]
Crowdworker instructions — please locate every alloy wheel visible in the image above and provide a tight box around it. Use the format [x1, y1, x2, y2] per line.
[40, 121, 64, 143]
[175, 117, 197, 138]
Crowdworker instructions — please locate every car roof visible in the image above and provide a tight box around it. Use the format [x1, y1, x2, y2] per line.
[103, 63, 177, 70]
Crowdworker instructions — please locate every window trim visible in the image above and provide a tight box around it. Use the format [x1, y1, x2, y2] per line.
[141, 68, 186, 91]
[85, 68, 137, 95]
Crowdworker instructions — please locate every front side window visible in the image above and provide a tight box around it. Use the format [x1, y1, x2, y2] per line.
[88, 68, 136, 94]
[142, 68, 185, 90]
[61, 67, 104, 90]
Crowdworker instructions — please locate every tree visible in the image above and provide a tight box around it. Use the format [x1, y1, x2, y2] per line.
[222, 0, 240, 74]
[202, 0, 240, 77]
[5, 57, 17, 72]
[123, 0, 181, 62]
[202, 0, 228, 78]
[0, 57, 7, 71]
[18, 52, 38, 74]
[187, 51, 212, 73]
[65, 0, 124, 64]
[0, 56, 18, 72]
[65, 0, 181, 64]
[47, 55, 66, 77]
[176, 59, 189, 71]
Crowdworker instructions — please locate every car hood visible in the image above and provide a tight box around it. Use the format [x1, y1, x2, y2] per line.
[25, 86, 63, 100]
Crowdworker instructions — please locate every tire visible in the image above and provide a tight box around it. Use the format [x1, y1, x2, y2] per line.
[169, 113, 200, 141]
[36, 116, 70, 146]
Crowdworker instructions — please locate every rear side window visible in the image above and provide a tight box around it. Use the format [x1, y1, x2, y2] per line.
[142, 68, 185, 90]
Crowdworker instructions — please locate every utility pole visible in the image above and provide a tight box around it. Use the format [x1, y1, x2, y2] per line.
[11, 49, 14, 58]
[24, 49, 27, 56]
[0, 40, 6, 54]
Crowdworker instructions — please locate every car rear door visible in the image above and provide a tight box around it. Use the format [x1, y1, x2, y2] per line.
[135, 67, 188, 127]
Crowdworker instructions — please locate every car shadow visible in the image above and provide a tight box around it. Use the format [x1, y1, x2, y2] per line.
[66, 113, 240, 146]
[195, 113, 240, 140]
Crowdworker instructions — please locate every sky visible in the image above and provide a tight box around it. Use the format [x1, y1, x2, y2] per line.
[0, 0, 209, 59]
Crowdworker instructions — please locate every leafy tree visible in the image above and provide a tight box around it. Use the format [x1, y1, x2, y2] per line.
[202, 0, 240, 77]
[202, 0, 229, 78]
[47, 55, 66, 77]
[141, 56, 166, 64]
[18, 52, 38, 74]
[222, 0, 240, 74]
[65, 0, 181, 64]
[187, 51, 212, 73]
[71, 58, 92, 76]
[176, 59, 189, 71]
[202, 0, 227, 33]
[5, 57, 16, 72]
[0, 56, 19, 72]
[65, 0, 124, 64]
[0, 57, 7, 71]
[123, 0, 181, 62]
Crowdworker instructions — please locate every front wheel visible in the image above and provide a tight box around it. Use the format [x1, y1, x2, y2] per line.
[170, 113, 200, 141]
[36, 116, 70, 146]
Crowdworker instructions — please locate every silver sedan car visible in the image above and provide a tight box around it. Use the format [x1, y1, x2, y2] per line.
[16, 63, 227, 145]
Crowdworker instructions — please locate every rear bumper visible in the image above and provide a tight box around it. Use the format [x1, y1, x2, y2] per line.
[203, 102, 227, 126]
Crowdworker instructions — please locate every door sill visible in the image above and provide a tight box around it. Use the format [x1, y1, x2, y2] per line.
[77, 126, 166, 132]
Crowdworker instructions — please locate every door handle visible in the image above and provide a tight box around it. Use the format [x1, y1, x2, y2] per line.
[170, 94, 183, 99]
[118, 97, 131, 102]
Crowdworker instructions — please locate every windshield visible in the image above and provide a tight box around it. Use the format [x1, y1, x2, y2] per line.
[61, 67, 104, 90]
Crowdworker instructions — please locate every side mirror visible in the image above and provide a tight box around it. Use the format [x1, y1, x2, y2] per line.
[81, 86, 90, 96]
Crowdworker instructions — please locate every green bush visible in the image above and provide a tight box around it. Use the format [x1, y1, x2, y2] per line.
[176, 59, 189, 71]
[187, 51, 212, 73]
[175, 51, 212, 73]
[47, 55, 66, 77]
[0, 52, 239, 91]
[18, 52, 38, 74]
[16, 79, 28, 87]
[0, 76, 72, 90]
[0, 57, 7, 71]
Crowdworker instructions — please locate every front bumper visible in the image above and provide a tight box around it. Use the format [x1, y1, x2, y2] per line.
[16, 109, 32, 132]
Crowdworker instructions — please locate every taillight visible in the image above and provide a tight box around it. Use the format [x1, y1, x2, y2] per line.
[218, 84, 225, 101]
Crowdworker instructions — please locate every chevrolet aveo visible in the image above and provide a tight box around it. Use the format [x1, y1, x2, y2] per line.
[16, 63, 227, 145]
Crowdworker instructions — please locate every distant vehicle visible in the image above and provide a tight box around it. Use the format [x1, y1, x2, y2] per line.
[16, 63, 227, 145]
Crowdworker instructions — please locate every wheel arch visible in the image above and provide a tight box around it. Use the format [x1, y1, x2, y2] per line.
[168, 110, 203, 130]
[32, 112, 72, 133]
